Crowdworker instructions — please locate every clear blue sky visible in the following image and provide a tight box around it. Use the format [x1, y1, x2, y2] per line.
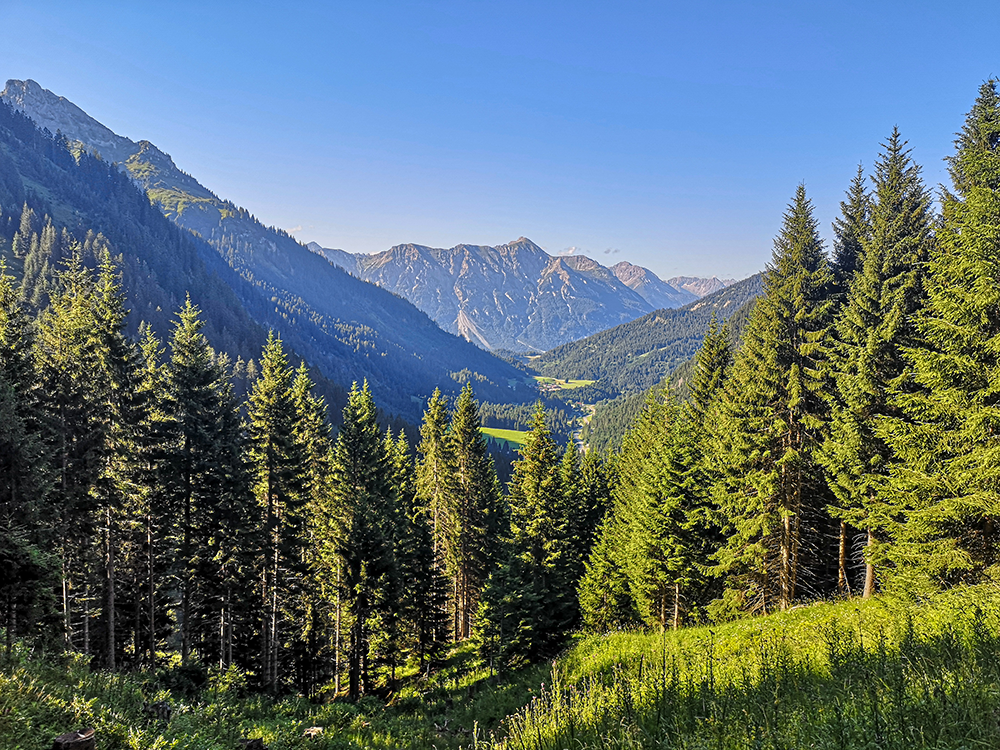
[1, 1, 996, 279]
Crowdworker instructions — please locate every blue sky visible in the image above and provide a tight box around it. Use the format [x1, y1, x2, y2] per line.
[1, 1, 996, 278]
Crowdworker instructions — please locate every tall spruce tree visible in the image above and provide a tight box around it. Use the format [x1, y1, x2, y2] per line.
[0, 261, 54, 653]
[878, 81, 1000, 587]
[830, 164, 871, 291]
[710, 185, 835, 613]
[475, 403, 574, 668]
[329, 381, 395, 700]
[246, 333, 307, 690]
[444, 383, 501, 641]
[820, 130, 933, 598]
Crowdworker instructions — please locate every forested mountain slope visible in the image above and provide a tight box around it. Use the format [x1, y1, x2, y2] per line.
[531, 273, 763, 395]
[1, 79, 528, 417]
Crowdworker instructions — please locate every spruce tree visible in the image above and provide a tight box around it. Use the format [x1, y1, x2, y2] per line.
[475, 403, 573, 668]
[710, 185, 835, 613]
[246, 332, 306, 690]
[444, 383, 501, 640]
[329, 381, 395, 700]
[0, 261, 54, 653]
[878, 81, 1000, 586]
[830, 164, 871, 291]
[820, 130, 933, 597]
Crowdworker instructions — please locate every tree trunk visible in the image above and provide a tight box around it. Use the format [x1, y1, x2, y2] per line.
[105, 507, 116, 670]
[673, 581, 680, 631]
[863, 529, 876, 599]
[838, 521, 850, 596]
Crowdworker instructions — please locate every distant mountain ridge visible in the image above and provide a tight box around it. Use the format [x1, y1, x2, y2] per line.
[667, 275, 737, 297]
[1, 78, 528, 418]
[308, 240, 730, 352]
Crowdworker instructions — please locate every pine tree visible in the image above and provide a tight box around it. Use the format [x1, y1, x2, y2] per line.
[878, 81, 1000, 587]
[820, 130, 933, 598]
[710, 185, 835, 613]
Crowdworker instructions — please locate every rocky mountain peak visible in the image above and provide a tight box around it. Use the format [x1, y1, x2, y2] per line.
[2, 79, 136, 163]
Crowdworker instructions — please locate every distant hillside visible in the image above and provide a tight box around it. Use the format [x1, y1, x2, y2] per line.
[2, 79, 528, 418]
[530, 273, 764, 396]
[311, 239, 704, 352]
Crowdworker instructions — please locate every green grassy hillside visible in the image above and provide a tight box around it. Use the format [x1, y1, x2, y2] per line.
[5, 587, 1000, 749]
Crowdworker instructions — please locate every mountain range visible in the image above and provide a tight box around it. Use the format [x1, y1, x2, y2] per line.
[309, 241, 736, 352]
[0, 78, 529, 419]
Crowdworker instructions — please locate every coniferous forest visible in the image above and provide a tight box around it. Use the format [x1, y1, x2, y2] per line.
[6, 79, 1000, 749]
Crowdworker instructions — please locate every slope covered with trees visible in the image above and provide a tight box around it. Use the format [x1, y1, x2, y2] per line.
[530, 274, 762, 396]
[0, 86, 529, 420]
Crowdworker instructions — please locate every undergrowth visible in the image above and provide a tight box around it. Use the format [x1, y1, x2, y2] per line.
[5, 587, 1000, 749]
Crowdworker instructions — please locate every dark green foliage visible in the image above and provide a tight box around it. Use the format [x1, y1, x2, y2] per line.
[710, 185, 835, 613]
[329, 382, 397, 699]
[475, 404, 578, 668]
[878, 81, 1000, 588]
[821, 130, 934, 597]
[531, 274, 763, 397]
[830, 164, 871, 290]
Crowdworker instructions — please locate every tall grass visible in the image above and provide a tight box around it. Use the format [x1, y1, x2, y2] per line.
[495, 586, 1000, 750]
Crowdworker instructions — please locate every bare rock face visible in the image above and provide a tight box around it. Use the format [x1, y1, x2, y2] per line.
[3, 79, 135, 164]
[611, 261, 697, 309]
[667, 275, 738, 298]
[312, 238, 699, 352]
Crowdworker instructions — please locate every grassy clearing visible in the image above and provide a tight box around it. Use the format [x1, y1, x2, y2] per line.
[499, 585, 1000, 750]
[0, 642, 547, 750]
[482, 427, 529, 449]
[532, 376, 596, 391]
[6, 587, 1000, 749]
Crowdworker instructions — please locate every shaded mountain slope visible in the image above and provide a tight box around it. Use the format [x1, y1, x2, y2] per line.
[530, 273, 764, 396]
[1, 79, 528, 417]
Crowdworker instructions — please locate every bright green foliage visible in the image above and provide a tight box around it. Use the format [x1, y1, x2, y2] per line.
[475, 403, 575, 668]
[821, 130, 934, 596]
[329, 381, 396, 700]
[878, 81, 1000, 587]
[710, 185, 835, 613]
[246, 332, 307, 690]
[500, 587, 1000, 750]
[288, 362, 334, 695]
[415, 388, 452, 565]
